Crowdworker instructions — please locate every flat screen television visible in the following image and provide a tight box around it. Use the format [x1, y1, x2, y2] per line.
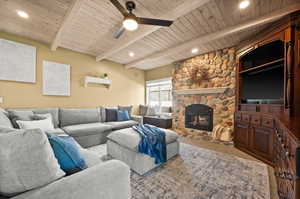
[241, 63, 284, 104]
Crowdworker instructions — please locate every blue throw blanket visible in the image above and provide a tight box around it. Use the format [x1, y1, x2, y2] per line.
[132, 124, 167, 164]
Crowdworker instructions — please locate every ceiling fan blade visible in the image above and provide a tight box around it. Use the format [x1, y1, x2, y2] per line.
[137, 17, 173, 27]
[110, 0, 128, 16]
[114, 26, 126, 39]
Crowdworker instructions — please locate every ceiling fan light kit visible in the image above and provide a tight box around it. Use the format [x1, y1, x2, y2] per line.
[123, 15, 138, 31]
[110, 0, 174, 38]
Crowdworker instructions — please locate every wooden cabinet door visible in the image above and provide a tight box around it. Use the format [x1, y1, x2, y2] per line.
[250, 126, 274, 162]
[234, 122, 249, 148]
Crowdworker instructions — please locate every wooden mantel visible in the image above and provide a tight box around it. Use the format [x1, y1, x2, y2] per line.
[173, 87, 229, 95]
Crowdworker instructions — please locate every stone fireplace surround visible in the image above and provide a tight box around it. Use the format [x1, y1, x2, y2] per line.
[172, 48, 236, 143]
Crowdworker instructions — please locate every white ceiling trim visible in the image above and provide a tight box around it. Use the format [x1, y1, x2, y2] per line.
[125, 2, 300, 69]
[95, 0, 212, 62]
[51, 0, 85, 51]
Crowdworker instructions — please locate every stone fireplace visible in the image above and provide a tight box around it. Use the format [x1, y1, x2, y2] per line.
[172, 48, 236, 143]
[185, 104, 213, 131]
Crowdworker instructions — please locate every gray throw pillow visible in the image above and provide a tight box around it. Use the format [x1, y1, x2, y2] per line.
[118, 106, 133, 116]
[0, 109, 13, 128]
[0, 128, 65, 196]
[146, 106, 156, 116]
[7, 110, 34, 128]
[139, 105, 148, 116]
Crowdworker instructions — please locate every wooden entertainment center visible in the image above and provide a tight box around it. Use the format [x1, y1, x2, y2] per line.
[234, 13, 300, 199]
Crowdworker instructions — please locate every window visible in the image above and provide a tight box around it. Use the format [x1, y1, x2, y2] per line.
[146, 78, 172, 109]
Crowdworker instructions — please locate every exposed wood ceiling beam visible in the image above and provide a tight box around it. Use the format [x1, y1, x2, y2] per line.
[51, 0, 84, 51]
[96, 0, 212, 61]
[125, 3, 300, 69]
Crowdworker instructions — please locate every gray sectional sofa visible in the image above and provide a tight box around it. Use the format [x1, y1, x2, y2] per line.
[6, 107, 142, 148]
[0, 107, 143, 199]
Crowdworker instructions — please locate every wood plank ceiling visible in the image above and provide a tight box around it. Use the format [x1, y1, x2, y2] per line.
[0, 0, 299, 70]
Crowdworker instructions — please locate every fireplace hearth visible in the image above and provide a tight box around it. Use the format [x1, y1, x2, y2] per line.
[185, 104, 213, 131]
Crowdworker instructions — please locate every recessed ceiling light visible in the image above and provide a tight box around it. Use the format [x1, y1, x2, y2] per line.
[191, 48, 199, 54]
[17, 10, 29, 19]
[239, 0, 250, 9]
[129, 52, 135, 57]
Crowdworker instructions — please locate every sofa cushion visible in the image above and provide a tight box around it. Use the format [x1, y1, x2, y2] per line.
[7, 110, 34, 128]
[79, 149, 102, 167]
[7, 108, 60, 128]
[0, 126, 15, 134]
[0, 109, 13, 128]
[139, 105, 148, 116]
[62, 123, 112, 137]
[105, 120, 138, 131]
[105, 108, 118, 122]
[45, 128, 67, 136]
[107, 127, 178, 151]
[118, 105, 133, 116]
[47, 134, 88, 175]
[146, 106, 157, 116]
[59, 108, 101, 127]
[16, 117, 55, 131]
[31, 109, 60, 128]
[0, 128, 65, 196]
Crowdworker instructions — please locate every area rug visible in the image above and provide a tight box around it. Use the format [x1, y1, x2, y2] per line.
[88, 143, 270, 199]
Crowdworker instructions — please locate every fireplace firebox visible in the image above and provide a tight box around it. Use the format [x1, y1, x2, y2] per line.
[185, 104, 213, 131]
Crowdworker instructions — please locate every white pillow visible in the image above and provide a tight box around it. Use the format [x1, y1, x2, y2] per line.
[16, 117, 55, 131]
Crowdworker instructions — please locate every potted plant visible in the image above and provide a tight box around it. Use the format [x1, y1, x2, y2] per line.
[103, 73, 108, 79]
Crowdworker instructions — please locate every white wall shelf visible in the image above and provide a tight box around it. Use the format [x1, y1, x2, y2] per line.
[84, 76, 112, 88]
[173, 87, 229, 95]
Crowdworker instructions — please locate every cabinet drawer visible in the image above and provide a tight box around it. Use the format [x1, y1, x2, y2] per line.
[262, 117, 274, 128]
[242, 114, 250, 123]
[250, 115, 261, 125]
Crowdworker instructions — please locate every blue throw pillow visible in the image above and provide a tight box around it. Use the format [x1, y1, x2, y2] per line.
[117, 110, 130, 121]
[46, 133, 87, 175]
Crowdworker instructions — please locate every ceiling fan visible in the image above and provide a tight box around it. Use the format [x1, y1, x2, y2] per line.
[110, 0, 174, 39]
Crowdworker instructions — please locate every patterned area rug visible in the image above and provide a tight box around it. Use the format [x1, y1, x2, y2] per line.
[88, 143, 270, 199]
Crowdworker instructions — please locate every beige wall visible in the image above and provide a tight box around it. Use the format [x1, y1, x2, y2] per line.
[0, 32, 145, 112]
[145, 64, 175, 81]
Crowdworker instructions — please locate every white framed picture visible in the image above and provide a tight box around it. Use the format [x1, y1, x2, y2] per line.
[43, 61, 70, 96]
[0, 39, 36, 83]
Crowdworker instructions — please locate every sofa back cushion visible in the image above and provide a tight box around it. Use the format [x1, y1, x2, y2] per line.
[7, 108, 60, 128]
[118, 106, 133, 116]
[0, 128, 65, 196]
[60, 108, 101, 127]
[0, 109, 13, 128]
[139, 105, 148, 116]
[16, 117, 55, 131]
